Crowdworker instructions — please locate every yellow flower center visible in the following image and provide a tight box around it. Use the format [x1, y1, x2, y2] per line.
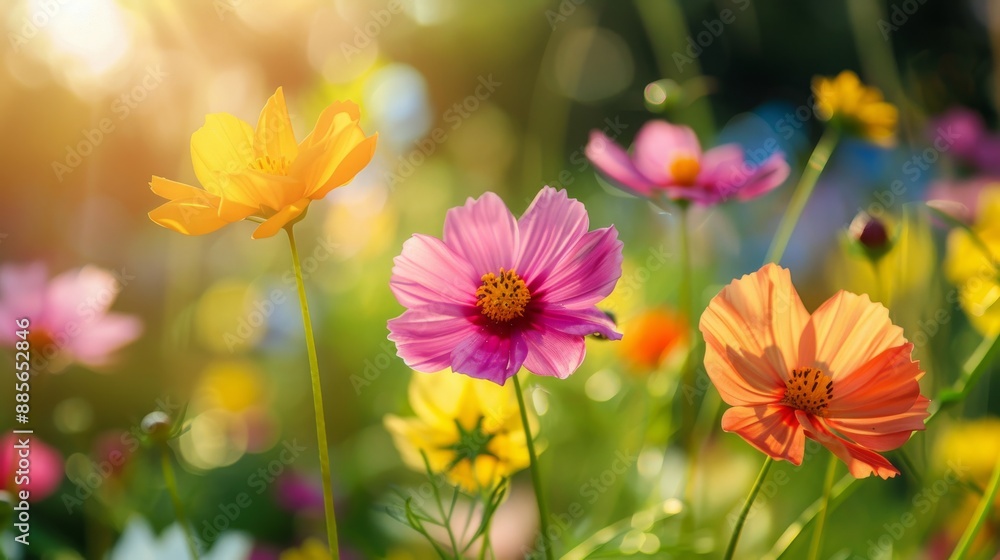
[250, 155, 290, 175]
[782, 367, 833, 416]
[476, 268, 531, 323]
[669, 156, 700, 186]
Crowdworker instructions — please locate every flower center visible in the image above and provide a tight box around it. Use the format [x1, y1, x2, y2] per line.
[476, 268, 531, 323]
[444, 416, 497, 470]
[249, 155, 290, 175]
[669, 155, 700, 186]
[782, 367, 833, 416]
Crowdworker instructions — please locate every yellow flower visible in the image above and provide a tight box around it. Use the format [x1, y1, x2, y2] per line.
[280, 539, 332, 560]
[149, 87, 378, 239]
[384, 370, 536, 495]
[812, 70, 897, 145]
[934, 417, 1000, 488]
[944, 188, 1000, 335]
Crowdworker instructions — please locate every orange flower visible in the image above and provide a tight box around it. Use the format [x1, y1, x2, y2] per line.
[618, 308, 687, 371]
[698, 264, 929, 479]
[149, 87, 377, 239]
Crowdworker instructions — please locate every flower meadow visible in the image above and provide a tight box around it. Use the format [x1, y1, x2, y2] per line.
[4, 1, 1000, 560]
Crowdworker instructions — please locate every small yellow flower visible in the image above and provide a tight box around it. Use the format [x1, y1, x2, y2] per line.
[934, 417, 1000, 487]
[944, 188, 1000, 335]
[149, 87, 377, 239]
[280, 539, 332, 560]
[384, 370, 536, 495]
[812, 70, 897, 145]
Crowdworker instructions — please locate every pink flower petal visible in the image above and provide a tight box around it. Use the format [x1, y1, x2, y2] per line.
[390, 234, 480, 310]
[45, 266, 122, 329]
[721, 404, 805, 465]
[451, 329, 527, 385]
[0, 263, 48, 343]
[443, 192, 518, 274]
[536, 305, 621, 340]
[733, 152, 790, 201]
[516, 187, 589, 288]
[521, 325, 586, 379]
[585, 131, 654, 196]
[632, 121, 702, 184]
[388, 310, 476, 373]
[64, 313, 143, 366]
[534, 227, 623, 308]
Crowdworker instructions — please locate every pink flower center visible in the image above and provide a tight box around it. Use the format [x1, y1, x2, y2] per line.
[782, 367, 833, 416]
[476, 268, 531, 323]
[668, 155, 700, 186]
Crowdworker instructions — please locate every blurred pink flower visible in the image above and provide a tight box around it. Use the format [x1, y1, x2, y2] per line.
[930, 107, 1000, 176]
[0, 263, 142, 371]
[1, 432, 64, 501]
[926, 178, 999, 223]
[585, 120, 790, 204]
[387, 187, 623, 384]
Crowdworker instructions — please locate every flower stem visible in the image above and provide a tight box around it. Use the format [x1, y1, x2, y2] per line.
[765, 128, 840, 265]
[724, 457, 773, 560]
[160, 446, 200, 560]
[949, 452, 1000, 560]
[807, 453, 838, 560]
[677, 204, 697, 438]
[286, 226, 340, 559]
[512, 374, 553, 560]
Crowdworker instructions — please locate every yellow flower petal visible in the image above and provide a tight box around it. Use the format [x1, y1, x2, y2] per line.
[307, 133, 378, 200]
[254, 87, 299, 162]
[150, 176, 217, 202]
[149, 199, 229, 236]
[224, 169, 304, 212]
[298, 101, 362, 151]
[250, 197, 311, 239]
[191, 114, 254, 195]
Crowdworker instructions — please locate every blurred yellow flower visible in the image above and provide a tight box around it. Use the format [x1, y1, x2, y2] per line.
[944, 189, 1000, 335]
[280, 539, 331, 560]
[618, 307, 687, 372]
[813, 70, 897, 145]
[934, 417, 1000, 487]
[149, 87, 378, 239]
[384, 370, 536, 495]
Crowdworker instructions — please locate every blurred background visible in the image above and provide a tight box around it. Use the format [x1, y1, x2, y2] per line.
[2, 0, 1000, 558]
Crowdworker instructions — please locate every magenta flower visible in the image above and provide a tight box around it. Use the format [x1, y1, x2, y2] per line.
[0, 263, 142, 371]
[387, 187, 623, 385]
[585, 120, 790, 204]
[1, 432, 63, 500]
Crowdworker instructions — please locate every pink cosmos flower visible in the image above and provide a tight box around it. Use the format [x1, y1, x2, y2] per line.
[585, 120, 790, 204]
[1, 432, 64, 500]
[0, 263, 142, 371]
[387, 187, 623, 385]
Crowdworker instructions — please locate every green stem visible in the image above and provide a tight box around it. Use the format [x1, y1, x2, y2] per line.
[724, 457, 773, 560]
[807, 454, 838, 560]
[477, 514, 492, 560]
[949, 452, 1000, 560]
[286, 226, 340, 558]
[160, 446, 200, 560]
[677, 204, 697, 441]
[512, 374, 553, 560]
[765, 128, 840, 265]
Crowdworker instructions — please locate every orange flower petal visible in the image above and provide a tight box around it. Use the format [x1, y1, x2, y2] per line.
[699, 263, 809, 406]
[148, 199, 229, 236]
[826, 343, 923, 418]
[254, 87, 299, 161]
[224, 169, 304, 212]
[251, 197, 310, 239]
[826, 395, 929, 452]
[721, 404, 805, 465]
[801, 291, 906, 381]
[307, 133, 378, 200]
[796, 411, 899, 479]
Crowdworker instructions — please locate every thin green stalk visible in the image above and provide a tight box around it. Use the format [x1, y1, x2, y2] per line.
[807, 454, 838, 560]
[677, 204, 697, 441]
[724, 457, 773, 560]
[286, 226, 340, 558]
[422, 453, 459, 558]
[512, 374, 553, 560]
[477, 514, 492, 560]
[949, 452, 1000, 560]
[160, 446, 200, 560]
[765, 128, 840, 265]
